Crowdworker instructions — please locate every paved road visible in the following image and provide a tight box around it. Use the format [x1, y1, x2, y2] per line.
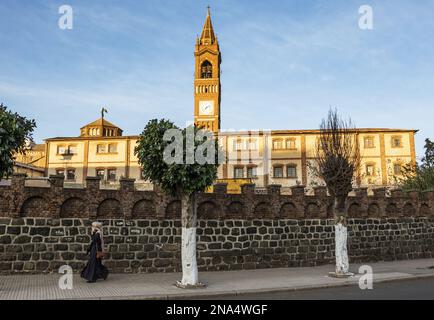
[196, 277, 434, 300]
[2, 259, 434, 300]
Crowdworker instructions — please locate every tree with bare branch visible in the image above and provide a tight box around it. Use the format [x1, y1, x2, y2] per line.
[312, 108, 361, 276]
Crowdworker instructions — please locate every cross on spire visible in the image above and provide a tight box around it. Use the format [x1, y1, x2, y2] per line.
[200, 6, 216, 45]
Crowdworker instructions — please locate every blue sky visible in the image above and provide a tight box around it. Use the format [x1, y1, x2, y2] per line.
[0, 0, 433, 159]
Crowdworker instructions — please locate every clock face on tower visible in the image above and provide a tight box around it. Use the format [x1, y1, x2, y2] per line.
[199, 100, 214, 115]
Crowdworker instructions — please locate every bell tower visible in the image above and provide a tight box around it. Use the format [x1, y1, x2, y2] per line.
[194, 7, 221, 133]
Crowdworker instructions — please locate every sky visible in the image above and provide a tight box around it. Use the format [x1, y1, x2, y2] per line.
[0, 0, 433, 159]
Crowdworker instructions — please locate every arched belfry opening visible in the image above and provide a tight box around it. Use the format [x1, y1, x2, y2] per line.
[201, 60, 213, 79]
[194, 7, 221, 133]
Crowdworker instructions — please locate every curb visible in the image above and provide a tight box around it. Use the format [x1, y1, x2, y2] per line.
[79, 272, 434, 300]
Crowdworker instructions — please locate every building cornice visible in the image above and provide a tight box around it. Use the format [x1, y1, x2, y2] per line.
[44, 135, 140, 142]
[218, 128, 419, 136]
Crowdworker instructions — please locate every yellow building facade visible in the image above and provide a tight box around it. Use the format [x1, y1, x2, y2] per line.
[44, 118, 148, 188]
[217, 129, 416, 191]
[13, 142, 46, 177]
[17, 9, 417, 191]
[194, 10, 417, 191]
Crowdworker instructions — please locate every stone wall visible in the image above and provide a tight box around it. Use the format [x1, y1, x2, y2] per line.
[0, 173, 434, 274]
[1, 217, 433, 274]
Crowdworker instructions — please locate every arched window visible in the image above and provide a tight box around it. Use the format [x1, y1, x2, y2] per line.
[200, 61, 212, 79]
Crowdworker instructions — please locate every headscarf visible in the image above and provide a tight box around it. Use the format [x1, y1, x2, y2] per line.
[92, 221, 104, 251]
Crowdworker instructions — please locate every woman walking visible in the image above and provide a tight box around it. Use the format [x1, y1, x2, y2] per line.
[81, 222, 109, 283]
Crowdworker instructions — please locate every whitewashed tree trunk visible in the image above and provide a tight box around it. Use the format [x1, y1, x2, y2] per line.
[180, 193, 199, 286]
[334, 196, 350, 275]
[335, 222, 349, 274]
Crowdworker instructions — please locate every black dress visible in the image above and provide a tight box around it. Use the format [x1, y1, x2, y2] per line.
[81, 231, 109, 282]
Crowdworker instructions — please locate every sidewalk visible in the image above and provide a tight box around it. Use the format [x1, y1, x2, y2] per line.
[1, 259, 434, 300]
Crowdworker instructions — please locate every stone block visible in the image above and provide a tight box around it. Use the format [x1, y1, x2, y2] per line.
[30, 227, 50, 237]
[7, 226, 21, 235]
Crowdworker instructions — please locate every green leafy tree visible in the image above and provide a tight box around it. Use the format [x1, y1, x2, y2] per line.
[134, 119, 221, 287]
[0, 104, 36, 179]
[400, 138, 434, 192]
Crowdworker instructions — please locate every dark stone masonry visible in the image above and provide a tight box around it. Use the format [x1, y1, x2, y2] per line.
[0, 173, 433, 274]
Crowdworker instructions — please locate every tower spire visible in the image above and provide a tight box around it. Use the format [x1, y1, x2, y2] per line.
[194, 7, 221, 133]
[200, 6, 216, 45]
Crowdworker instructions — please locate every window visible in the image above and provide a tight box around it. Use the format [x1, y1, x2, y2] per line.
[394, 163, 403, 175]
[89, 128, 99, 136]
[286, 139, 296, 149]
[97, 144, 106, 153]
[108, 143, 117, 153]
[234, 139, 245, 151]
[57, 145, 66, 155]
[56, 169, 65, 176]
[273, 139, 283, 150]
[96, 169, 105, 179]
[366, 164, 375, 176]
[247, 166, 257, 178]
[107, 169, 117, 181]
[234, 167, 244, 179]
[287, 165, 297, 178]
[273, 166, 283, 178]
[247, 139, 258, 150]
[364, 137, 375, 148]
[66, 169, 76, 181]
[58, 145, 76, 155]
[68, 145, 77, 154]
[200, 60, 213, 79]
[392, 136, 402, 148]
